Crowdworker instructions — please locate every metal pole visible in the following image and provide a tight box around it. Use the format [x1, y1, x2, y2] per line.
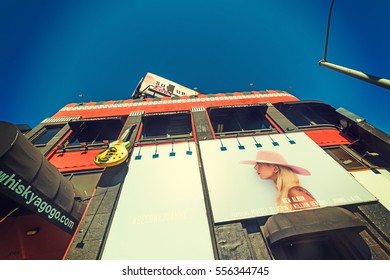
[320, 0, 390, 91]
[319, 60, 390, 90]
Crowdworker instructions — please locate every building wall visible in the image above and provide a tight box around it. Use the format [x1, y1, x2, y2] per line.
[15, 91, 390, 260]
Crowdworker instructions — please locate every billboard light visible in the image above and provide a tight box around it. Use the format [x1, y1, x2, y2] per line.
[170, 142, 176, 157]
[219, 139, 227, 151]
[135, 145, 142, 160]
[269, 135, 279, 146]
[285, 134, 296, 145]
[253, 136, 263, 148]
[236, 138, 245, 150]
[153, 143, 159, 159]
[186, 141, 193, 155]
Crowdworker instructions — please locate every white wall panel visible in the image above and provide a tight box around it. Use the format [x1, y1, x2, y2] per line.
[101, 142, 214, 260]
[351, 169, 390, 211]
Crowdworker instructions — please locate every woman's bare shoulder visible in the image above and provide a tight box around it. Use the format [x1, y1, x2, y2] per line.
[288, 186, 315, 199]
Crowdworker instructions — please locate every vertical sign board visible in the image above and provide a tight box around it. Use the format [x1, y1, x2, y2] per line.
[101, 142, 214, 260]
[199, 132, 377, 223]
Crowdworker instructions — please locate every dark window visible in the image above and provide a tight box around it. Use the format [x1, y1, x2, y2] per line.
[263, 207, 372, 260]
[31, 125, 64, 146]
[324, 147, 366, 170]
[274, 101, 340, 128]
[66, 118, 124, 147]
[279, 231, 370, 260]
[345, 142, 389, 169]
[63, 171, 102, 196]
[283, 234, 342, 260]
[208, 105, 274, 136]
[141, 112, 192, 141]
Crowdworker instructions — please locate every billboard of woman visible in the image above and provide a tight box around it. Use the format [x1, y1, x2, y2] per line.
[199, 132, 376, 222]
[241, 150, 319, 212]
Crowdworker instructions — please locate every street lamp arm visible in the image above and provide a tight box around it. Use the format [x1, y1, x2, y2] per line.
[319, 60, 390, 90]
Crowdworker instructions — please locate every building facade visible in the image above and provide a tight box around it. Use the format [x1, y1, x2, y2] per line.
[1, 73, 389, 260]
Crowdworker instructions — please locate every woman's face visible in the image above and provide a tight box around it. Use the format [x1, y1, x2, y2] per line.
[254, 163, 278, 180]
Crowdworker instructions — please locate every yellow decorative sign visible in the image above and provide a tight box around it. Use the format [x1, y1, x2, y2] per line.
[94, 140, 130, 167]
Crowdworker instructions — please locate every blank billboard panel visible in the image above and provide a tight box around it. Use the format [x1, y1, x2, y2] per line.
[101, 142, 214, 260]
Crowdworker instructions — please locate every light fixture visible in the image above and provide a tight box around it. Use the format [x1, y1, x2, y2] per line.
[361, 151, 379, 163]
[285, 134, 296, 144]
[269, 135, 279, 146]
[236, 138, 245, 150]
[26, 228, 40, 236]
[135, 144, 142, 160]
[253, 136, 262, 148]
[220, 138, 227, 151]
[170, 141, 176, 157]
[186, 141, 192, 155]
[152, 142, 159, 159]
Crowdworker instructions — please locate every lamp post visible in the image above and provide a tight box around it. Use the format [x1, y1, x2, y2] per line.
[319, 0, 390, 90]
[319, 60, 390, 90]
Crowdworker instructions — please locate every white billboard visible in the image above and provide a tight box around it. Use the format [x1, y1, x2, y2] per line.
[199, 132, 377, 223]
[137, 72, 198, 98]
[101, 142, 214, 260]
[350, 169, 390, 211]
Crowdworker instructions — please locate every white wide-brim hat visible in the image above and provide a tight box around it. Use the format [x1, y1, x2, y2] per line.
[241, 150, 311, 176]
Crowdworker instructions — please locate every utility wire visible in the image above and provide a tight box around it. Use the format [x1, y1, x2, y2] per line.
[323, 0, 335, 61]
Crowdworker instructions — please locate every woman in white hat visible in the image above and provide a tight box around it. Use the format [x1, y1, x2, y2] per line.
[241, 150, 319, 212]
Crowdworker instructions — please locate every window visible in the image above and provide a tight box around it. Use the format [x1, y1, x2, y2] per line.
[262, 207, 371, 260]
[208, 105, 274, 136]
[346, 142, 389, 168]
[63, 171, 102, 196]
[325, 141, 389, 169]
[274, 101, 340, 128]
[283, 234, 342, 260]
[65, 117, 124, 148]
[324, 146, 366, 170]
[140, 112, 193, 142]
[279, 231, 371, 260]
[30, 125, 64, 146]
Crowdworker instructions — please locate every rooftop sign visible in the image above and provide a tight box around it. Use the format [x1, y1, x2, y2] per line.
[133, 72, 198, 98]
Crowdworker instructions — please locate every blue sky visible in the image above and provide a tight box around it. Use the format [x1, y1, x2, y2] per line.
[1, 0, 389, 133]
